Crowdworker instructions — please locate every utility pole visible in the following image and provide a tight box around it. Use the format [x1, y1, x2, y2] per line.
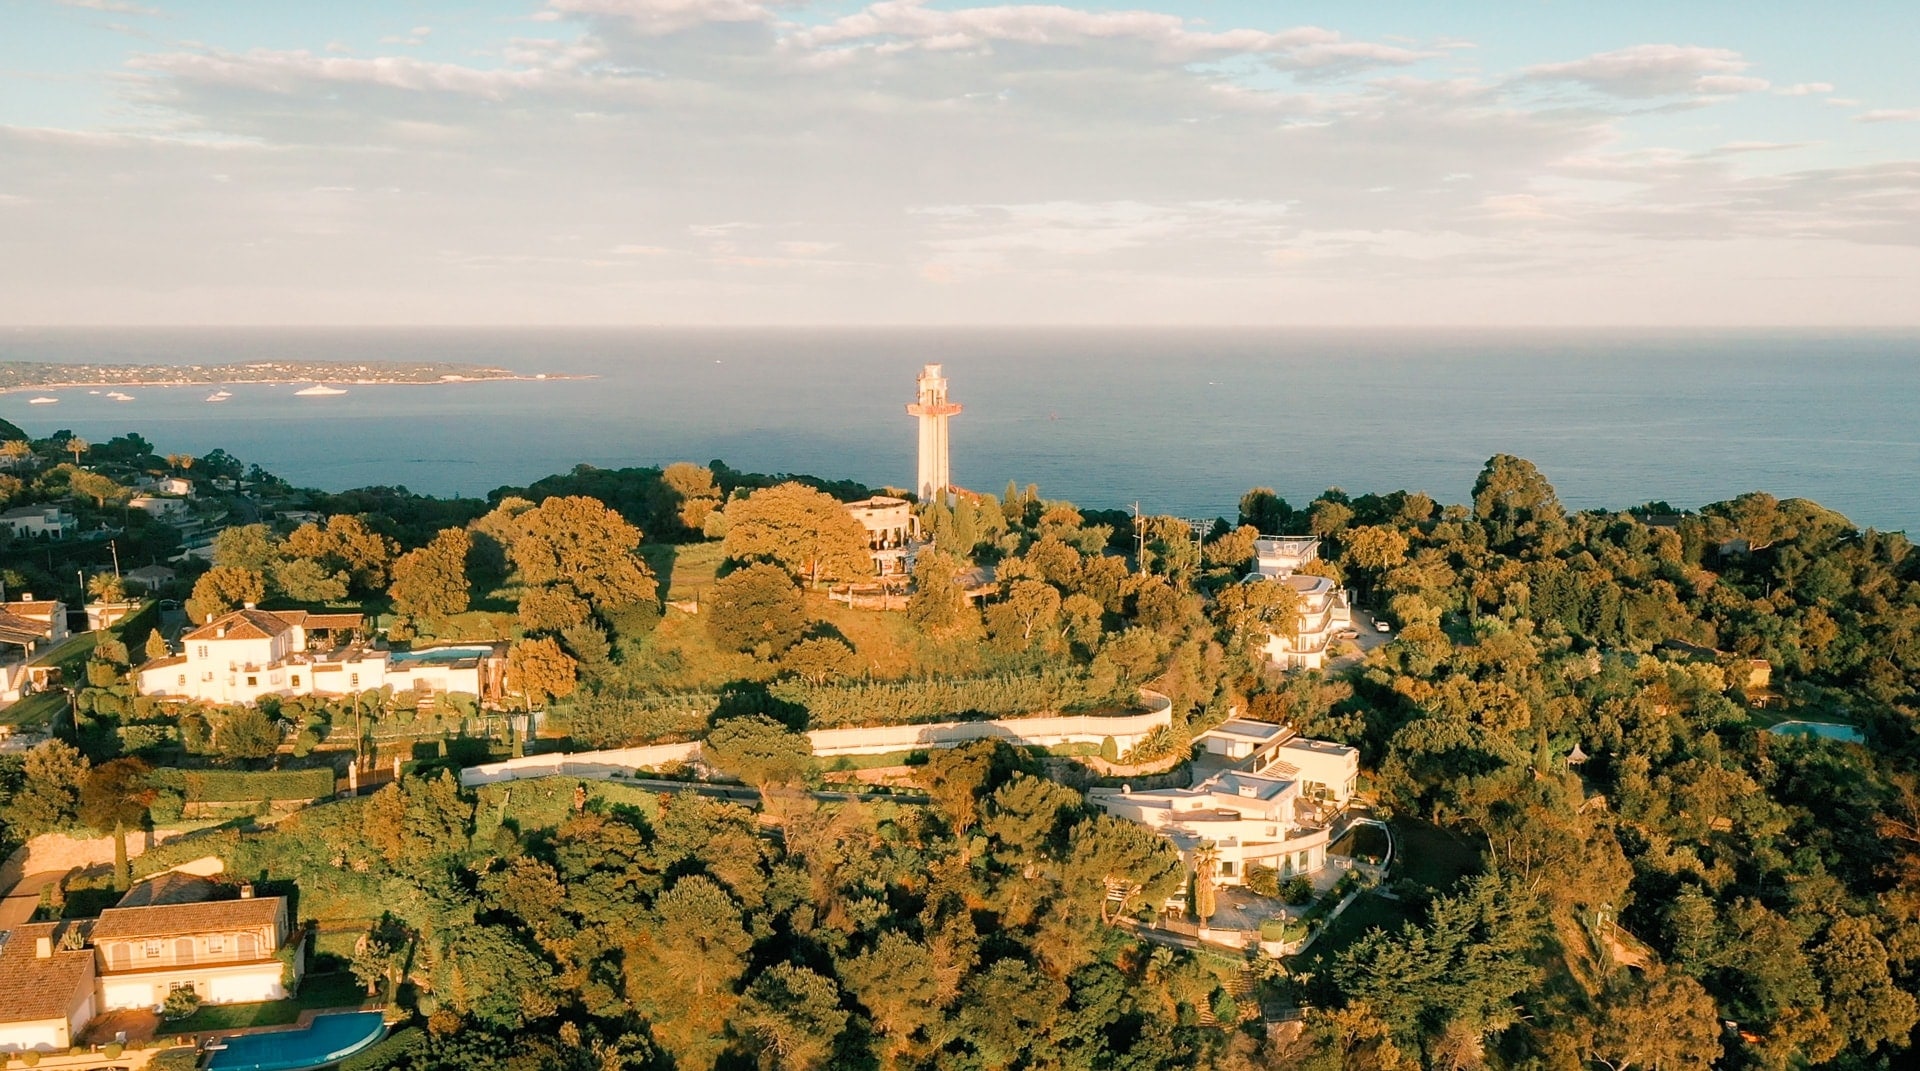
[109, 539, 121, 579]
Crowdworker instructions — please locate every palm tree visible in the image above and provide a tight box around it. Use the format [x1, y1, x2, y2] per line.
[66, 437, 88, 466]
[1191, 842, 1219, 926]
[0, 439, 32, 466]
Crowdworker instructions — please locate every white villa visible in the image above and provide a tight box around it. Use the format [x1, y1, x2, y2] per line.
[1091, 718, 1359, 887]
[137, 606, 504, 706]
[0, 879, 301, 1054]
[0, 506, 76, 540]
[128, 494, 191, 520]
[844, 496, 923, 578]
[1247, 536, 1350, 671]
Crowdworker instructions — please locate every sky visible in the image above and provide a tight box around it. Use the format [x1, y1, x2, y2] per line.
[3, 0, 1919, 326]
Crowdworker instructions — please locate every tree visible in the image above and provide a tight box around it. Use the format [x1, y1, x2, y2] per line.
[511, 495, 657, 610]
[1214, 578, 1302, 650]
[1191, 841, 1219, 925]
[0, 740, 89, 836]
[217, 705, 284, 762]
[781, 636, 854, 684]
[906, 549, 967, 633]
[722, 482, 872, 589]
[662, 461, 723, 533]
[986, 579, 1061, 651]
[186, 566, 265, 623]
[626, 875, 754, 1071]
[737, 963, 849, 1071]
[506, 636, 578, 709]
[1587, 968, 1723, 1071]
[1239, 488, 1293, 533]
[1342, 524, 1411, 573]
[272, 557, 349, 603]
[285, 515, 399, 593]
[517, 584, 592, 634]
[65, 436, 88, 465]
[1472, 454, 1564, 549]
[707, 563, 808, 655]
[839, 932, 949, 1066]
[213, 524, 282, 574]
[143, 628, 170, 663]
[87, 572, 126, 603]
[79, 758, 156, 890]
[917, 739, 1020, 841]
[389, 527, 473, 619]
[67, 467, 127, 508]
[703, 715, 814, 789]
[1064, 815, 1184, 923]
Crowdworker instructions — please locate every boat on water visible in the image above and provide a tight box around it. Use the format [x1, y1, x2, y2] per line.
[106, 391, 135, 401]
[294, 384, 348, 397]
[28, 396, 57, 404]
[206, 390, 233, 402]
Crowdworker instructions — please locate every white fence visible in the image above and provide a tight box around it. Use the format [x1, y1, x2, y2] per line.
[461, 690, 1172, 787]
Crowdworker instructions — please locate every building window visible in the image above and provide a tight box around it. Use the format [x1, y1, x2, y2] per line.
[1220, 861, 1236, 877]
[291, 675, 301, 687]
[350, 673, 359, 688]
[196, 645, 208, 658]
[246, 675, 257, 686]
[208, 934, 225, 953]
[145, 939, 162, 958]
[178, 674, 187, 687]
[202, 672, 214, 682]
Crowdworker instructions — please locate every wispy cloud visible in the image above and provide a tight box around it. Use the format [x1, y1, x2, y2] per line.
[1522, 44, 1767, 97]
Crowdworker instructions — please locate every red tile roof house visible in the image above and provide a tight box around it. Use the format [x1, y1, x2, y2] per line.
[0, 883, 301, 1055]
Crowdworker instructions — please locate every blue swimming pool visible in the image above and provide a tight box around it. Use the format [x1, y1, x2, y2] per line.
[204, 1011, 386, 1071]
[1767, 720, 1865, 744]
[388, 644, 492, 665]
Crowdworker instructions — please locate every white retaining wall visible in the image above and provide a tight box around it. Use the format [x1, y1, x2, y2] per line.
[462, 690, 1172, 787]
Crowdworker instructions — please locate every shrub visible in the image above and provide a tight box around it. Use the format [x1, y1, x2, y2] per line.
[161, 987, 202, 1020]
[293, 729, 321, 757]
[1282, 876, 1315, 905]
[179, 768, 335, 802]
[103, 1042, 123, 1059]
[1099, 736, 1119, 762]
[21, 1051, 41, 1067]
[339, 1026, 426, 1071]
[1246, 864, 1280, 898]
[146, 1048, 201, 1071]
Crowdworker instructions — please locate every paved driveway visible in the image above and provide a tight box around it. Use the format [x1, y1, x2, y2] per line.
[0, 870, 65, 927]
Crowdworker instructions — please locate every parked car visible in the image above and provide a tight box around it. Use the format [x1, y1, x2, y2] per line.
[1374, 620, 1392, 633]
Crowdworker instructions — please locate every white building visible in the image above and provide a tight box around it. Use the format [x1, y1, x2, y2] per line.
[0, 923, 96, 1055]
[1245, 535, 1350, 671]
[1255, 573, 1351, 670]
[137, 476, 195, 497]
[844, 496, 923, 577]
[128, 494, 190, 520]
[125, 564, 177, 592]
[91, 891, 298, 1012]
[1091, 718, 1359, 887]
[136, 607, 503, 707]
[0, 506, 76, 540]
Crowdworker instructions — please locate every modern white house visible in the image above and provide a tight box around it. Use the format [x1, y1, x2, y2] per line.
[127, 494, 191, 519]
[125, 564, 177, 592]
[136, 475, 195, 498]
[1091, 718, 1359, 887]
[0, 506, 76, 540]
[136, 606, 503, 706]
[843, 496, 924, 578]
[1245, 536, 1351, 671]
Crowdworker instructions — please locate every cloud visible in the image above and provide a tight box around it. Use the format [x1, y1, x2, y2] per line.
[379, 26, 433, 47]
[1858, 108, 1920, 123]
[58, 0, 162, 15]
[1522, 44, 1766, 98]
[1776, 82, 1834, 96]
[547, 0, 793, 35]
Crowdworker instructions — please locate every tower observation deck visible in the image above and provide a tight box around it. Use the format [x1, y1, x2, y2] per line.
[906, 363, 961, 504]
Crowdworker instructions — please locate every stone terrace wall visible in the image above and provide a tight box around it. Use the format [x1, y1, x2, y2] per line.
[463, 690, 1173, 787]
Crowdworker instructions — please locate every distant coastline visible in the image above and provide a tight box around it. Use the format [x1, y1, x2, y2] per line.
[0, 359, 592, 394]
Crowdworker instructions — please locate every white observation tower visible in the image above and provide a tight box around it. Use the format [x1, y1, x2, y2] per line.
[906, 363, 961, 505]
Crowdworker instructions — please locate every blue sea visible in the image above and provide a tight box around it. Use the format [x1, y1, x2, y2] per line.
[1, 327, 1915, 532]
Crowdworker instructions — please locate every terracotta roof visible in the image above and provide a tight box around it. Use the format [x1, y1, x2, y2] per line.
[2, 601, 59, 620]
[300, 613, 364, 631]
[0, 922, 95, 1025]
[116, 873, 217, 908]
[139, 654, 188, 671]
[183, 608, 299, 642]
[89, 895, 285, 943]
[0, 612, 49, 645]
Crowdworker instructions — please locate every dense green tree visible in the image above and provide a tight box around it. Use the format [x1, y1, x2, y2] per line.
[511, 495, 658, 610]
[703, 715, 815, 789]
[722, 482, 873, 589]
[79, 757, 156, 890]
[707, 563, 808, 655]
[390, 527, 473, 619]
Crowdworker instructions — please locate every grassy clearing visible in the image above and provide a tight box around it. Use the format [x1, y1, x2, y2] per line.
[1291, 891, 1412, 973]
[170, 974, 367, 1032]
[0, 688, 67, 728]
[477, 777, 667, 836]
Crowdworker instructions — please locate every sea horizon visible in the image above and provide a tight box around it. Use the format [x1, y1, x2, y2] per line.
[3, 325, 1916, 532]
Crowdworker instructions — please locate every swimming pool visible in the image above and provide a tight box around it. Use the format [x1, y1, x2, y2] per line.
[205, 1011, 386, 1071]
[1766, 720, 1865, 744]
[388, 645, 493, 665]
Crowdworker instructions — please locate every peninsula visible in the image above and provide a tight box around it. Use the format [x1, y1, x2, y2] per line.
[0, 359, 578, 394]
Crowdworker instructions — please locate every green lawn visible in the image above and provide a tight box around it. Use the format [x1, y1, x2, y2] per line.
[170, 973, 367, 1032]
[28, 631, 100, 667]
[0, 688, 67, 728]
[1389, 817, 1483, 892]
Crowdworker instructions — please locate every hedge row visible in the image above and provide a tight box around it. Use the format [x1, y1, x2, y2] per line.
[771, 668, 1136, 730]
[146, 767, 337, 802]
